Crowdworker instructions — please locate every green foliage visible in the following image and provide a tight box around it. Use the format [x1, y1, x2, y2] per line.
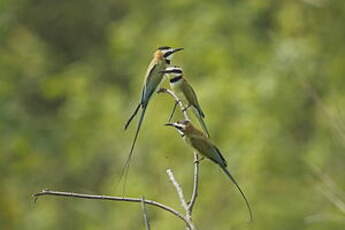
[1, 0, 345, 229]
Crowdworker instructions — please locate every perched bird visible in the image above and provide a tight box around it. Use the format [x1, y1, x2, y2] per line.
[160, 66, 210, 137]
[123, 47, 184, 180]
[165, 120, 253, 222]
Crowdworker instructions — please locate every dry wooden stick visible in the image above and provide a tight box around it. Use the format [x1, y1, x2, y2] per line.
[141, 196, 151, 230]
[33, 189, 193, 229]
[166, 169, 196, 230]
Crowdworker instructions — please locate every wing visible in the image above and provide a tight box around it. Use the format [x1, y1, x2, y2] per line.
[141, 61, 157, 106]
[193, 108, 210, 137]
[213, 145, 227, 167]
[141, 59, 166, 106]
[181, 79, 205, 118]
[189, 135, 226, 167]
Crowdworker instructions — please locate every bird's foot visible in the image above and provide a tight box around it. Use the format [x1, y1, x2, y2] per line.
[194, 156, 205, 164]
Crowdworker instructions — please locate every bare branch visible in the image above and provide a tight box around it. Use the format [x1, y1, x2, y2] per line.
[168, 101, 179, 122]
[157, 88, 190, 120]
[167, 169, 190, 214]
[33, 189, 193, 229]
[141, 196, 151, 230]
[304, 213, 345, 224]
[166, 169, 196, 230]
[159, 87, 200, 228]
[317, 185, 345, 215]
[188, 153, 200, 214]
[309, 164, 345, 216]
[34, 88, 201, 229]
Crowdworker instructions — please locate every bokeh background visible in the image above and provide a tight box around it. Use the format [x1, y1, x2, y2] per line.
[1, 0, 345, 229]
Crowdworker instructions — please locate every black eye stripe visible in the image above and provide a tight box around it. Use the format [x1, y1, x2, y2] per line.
[170, 76, 183, 83]
[171, 69, 182, 73]
[163, 51, 173, 57]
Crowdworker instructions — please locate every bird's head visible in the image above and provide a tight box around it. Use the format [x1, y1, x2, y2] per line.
[160, 66, 183, 78]
[165, 119, 192, 136]
[155, 46, 184, 63]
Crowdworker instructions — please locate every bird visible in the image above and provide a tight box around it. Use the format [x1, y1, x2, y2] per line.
[165, 119, 253, 222]
[160, 66, 210, 137]
[122, 46, 184, 186]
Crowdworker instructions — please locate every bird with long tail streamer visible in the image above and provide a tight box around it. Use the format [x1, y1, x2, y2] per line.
[120, 47, 184, 191]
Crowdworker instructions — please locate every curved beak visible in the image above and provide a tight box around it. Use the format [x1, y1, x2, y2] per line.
[165, 122, 185, 136]
[172, 47, 184, 54]
[165, 122, 184, 132]
[164, 122, 177, 128]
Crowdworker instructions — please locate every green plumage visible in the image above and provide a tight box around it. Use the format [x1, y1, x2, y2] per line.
[141, 59, 167, 106]
[186, 132, 226, 167]
[169, 77, 210, 137]
[123, 48, 183, 182]
[166, 120, 253, 222]
[124, 57, 167, 163]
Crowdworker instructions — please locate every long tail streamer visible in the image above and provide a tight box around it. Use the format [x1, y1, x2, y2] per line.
[221, 166, 253, 223]
[118, 106, 148, 194]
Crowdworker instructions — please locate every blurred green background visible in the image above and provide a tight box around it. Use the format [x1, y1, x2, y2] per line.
[1, 0, 345, 229]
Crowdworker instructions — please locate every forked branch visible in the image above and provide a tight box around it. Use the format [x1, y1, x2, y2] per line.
[188, 153, 200, 214]
[157, 88, 190, 121]
[33, 88, 201, 230]
[33, 189, 194, 229]
[158, 87, 201, 216]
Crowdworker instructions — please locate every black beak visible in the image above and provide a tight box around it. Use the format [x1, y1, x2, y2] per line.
[163, 48, 184, 59]
[165, 122, 184, 132]
[165, 122, 185, 137]
[164, 122, 176, 127]
[172, 47, 184, 53]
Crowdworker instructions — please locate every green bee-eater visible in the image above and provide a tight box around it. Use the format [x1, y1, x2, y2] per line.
[165, 120, 253, 222]
[160, 66, 210, 137]
[123, 47, 183, 174]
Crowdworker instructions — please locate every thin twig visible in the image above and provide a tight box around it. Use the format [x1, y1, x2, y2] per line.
[157, 88, 190, 120]
[158, 87, 200, 213]
[313, 166, 345, 198]
[188, 153, 200, 214]
[300, 80, 345, 146]
[141, 196, 151, 230]
[159, 87, 200, 228]
[318, 185, 345, 215]
[309, 164, 345, 216]
[168, 101, 179, 122]
[166, 169, 195, 230]
[304, 213, 345, 224]
[33, 189, 193, 229]
[167, 169, 190, 214]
